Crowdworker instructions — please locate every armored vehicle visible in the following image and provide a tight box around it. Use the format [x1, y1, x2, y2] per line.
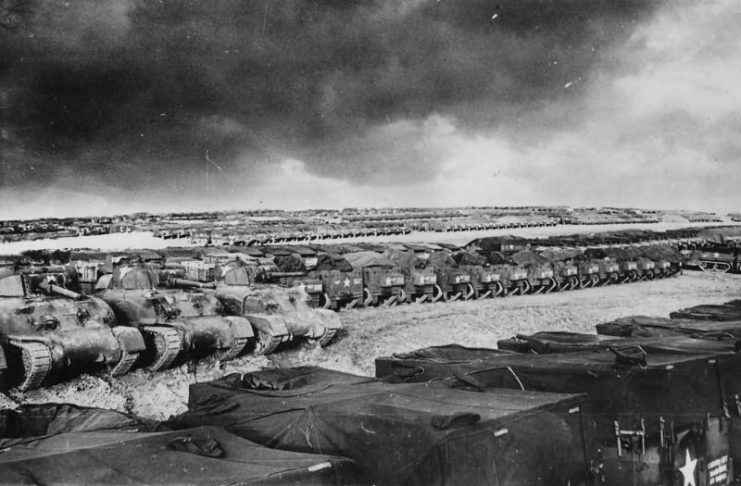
[0, 264, 145, 390]
[508, 250, 558, 294]
[450, 250, 507, 299]
[179, 257, 341, 352]
[343, 251, 406, 306]
[94, 258, 253, 369]
[382, 247, 437, 303]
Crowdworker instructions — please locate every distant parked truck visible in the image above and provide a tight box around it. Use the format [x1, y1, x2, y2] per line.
[343, 251, 406, 306]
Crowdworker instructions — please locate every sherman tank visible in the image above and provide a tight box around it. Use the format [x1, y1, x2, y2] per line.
[0, 264, 145, 390]
[256, 247, 325, 307]
[179, 257, 341, 352]
[94, 258, 253, 370]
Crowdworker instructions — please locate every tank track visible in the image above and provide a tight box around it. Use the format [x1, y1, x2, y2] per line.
[254, 332, 283, 355]
[109, 348, 139, 377]
[141, 326, 181, 371]
[216, 336, 250, 361]
[8, 339, 52, 391]
[317, 328, 338, 347]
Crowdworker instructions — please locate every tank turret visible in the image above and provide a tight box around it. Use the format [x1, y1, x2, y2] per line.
[0, 265, 145, 391]
[94, 259, 253, 370]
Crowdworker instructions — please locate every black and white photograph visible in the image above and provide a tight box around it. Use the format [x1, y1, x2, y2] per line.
[0, 0, 740, 484]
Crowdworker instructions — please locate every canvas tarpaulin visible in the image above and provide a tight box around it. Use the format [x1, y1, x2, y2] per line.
[166, 367, 593, 486]
[343, 251, 395, 269]
[0, 426, 359, 485]
[0, 403, 160, 438]
[670, 300, 741, 321]
[597, 315, 741, 338]
[375, 346, 732, 441]
[313, 253, 353, 272]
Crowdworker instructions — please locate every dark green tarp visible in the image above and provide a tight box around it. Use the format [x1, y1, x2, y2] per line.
[375, 346, 734, 441]
[0, 426, 358, 485]
[597, 315, 741, 338]
[670, 300, 741, 321]
[166, 367, 593, 486]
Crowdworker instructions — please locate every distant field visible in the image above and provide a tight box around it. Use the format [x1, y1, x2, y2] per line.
[0, 221, 734, 253]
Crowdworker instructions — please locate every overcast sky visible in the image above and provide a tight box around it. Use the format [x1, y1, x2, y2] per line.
[1, 0, 739, 219]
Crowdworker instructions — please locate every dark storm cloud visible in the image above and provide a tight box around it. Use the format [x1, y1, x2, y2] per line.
[1, 0, 662, 198]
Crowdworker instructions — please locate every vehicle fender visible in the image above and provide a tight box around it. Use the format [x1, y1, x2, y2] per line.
[243, 314, 290, 338]
[112, 326, 147, 353]
[223, 316, 256, 340]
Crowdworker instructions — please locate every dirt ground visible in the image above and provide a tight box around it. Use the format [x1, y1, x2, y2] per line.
[2, 270, 740, 420]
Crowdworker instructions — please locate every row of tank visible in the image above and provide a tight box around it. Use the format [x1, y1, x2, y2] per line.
[164, 238, 685, 310]
[0, 237, 690, 392]
[0, 254, 342, 391]
[21, 237, 686, 312]
[5, 300, 740, 484]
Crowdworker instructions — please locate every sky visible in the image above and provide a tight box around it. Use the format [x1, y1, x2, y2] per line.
[1, 0, 739, 219]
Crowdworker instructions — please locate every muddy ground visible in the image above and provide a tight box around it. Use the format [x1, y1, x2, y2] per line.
[2, 270, 740, 420]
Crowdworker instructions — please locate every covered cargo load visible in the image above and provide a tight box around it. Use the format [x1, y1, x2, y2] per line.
[376, 345, 735, 486]
[167, 367, 595, 486]
[0, 405, 358, 486]
[670, 300, 741, 321]
[597, 315, 741, 338]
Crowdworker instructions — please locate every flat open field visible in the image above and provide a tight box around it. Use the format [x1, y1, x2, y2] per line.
[0, 221, 730, 253]
[3, 270, 740, 420]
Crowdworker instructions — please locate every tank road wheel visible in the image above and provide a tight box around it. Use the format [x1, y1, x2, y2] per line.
[109, 328, 142, 377]
[589, 274, 600, 288]
[520, 280, 532, 295]
[566, 276, 579, 291]
[492, 281, 504, 297]
[544, 277, 558, 294]
[254, 331, 283, 356]
[319, 292, 333, 310]
[316, 328, 338, 347]
[8, 340, 52, 391]
[362, 287, 377, 307]
[215, 336, 250, 362]
[608, 272, 620, 285]
[141, 326, 181, 371]
[431, 285, 445, 303]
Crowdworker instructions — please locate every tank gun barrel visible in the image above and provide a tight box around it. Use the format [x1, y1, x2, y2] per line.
[167, 277, 216, 289]
[269, 271, 307, 278]
[38, 281, 83, 300]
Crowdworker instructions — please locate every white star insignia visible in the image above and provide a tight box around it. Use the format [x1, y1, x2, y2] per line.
[343, 278, 350, 287]
[678, 448, 697, 486]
